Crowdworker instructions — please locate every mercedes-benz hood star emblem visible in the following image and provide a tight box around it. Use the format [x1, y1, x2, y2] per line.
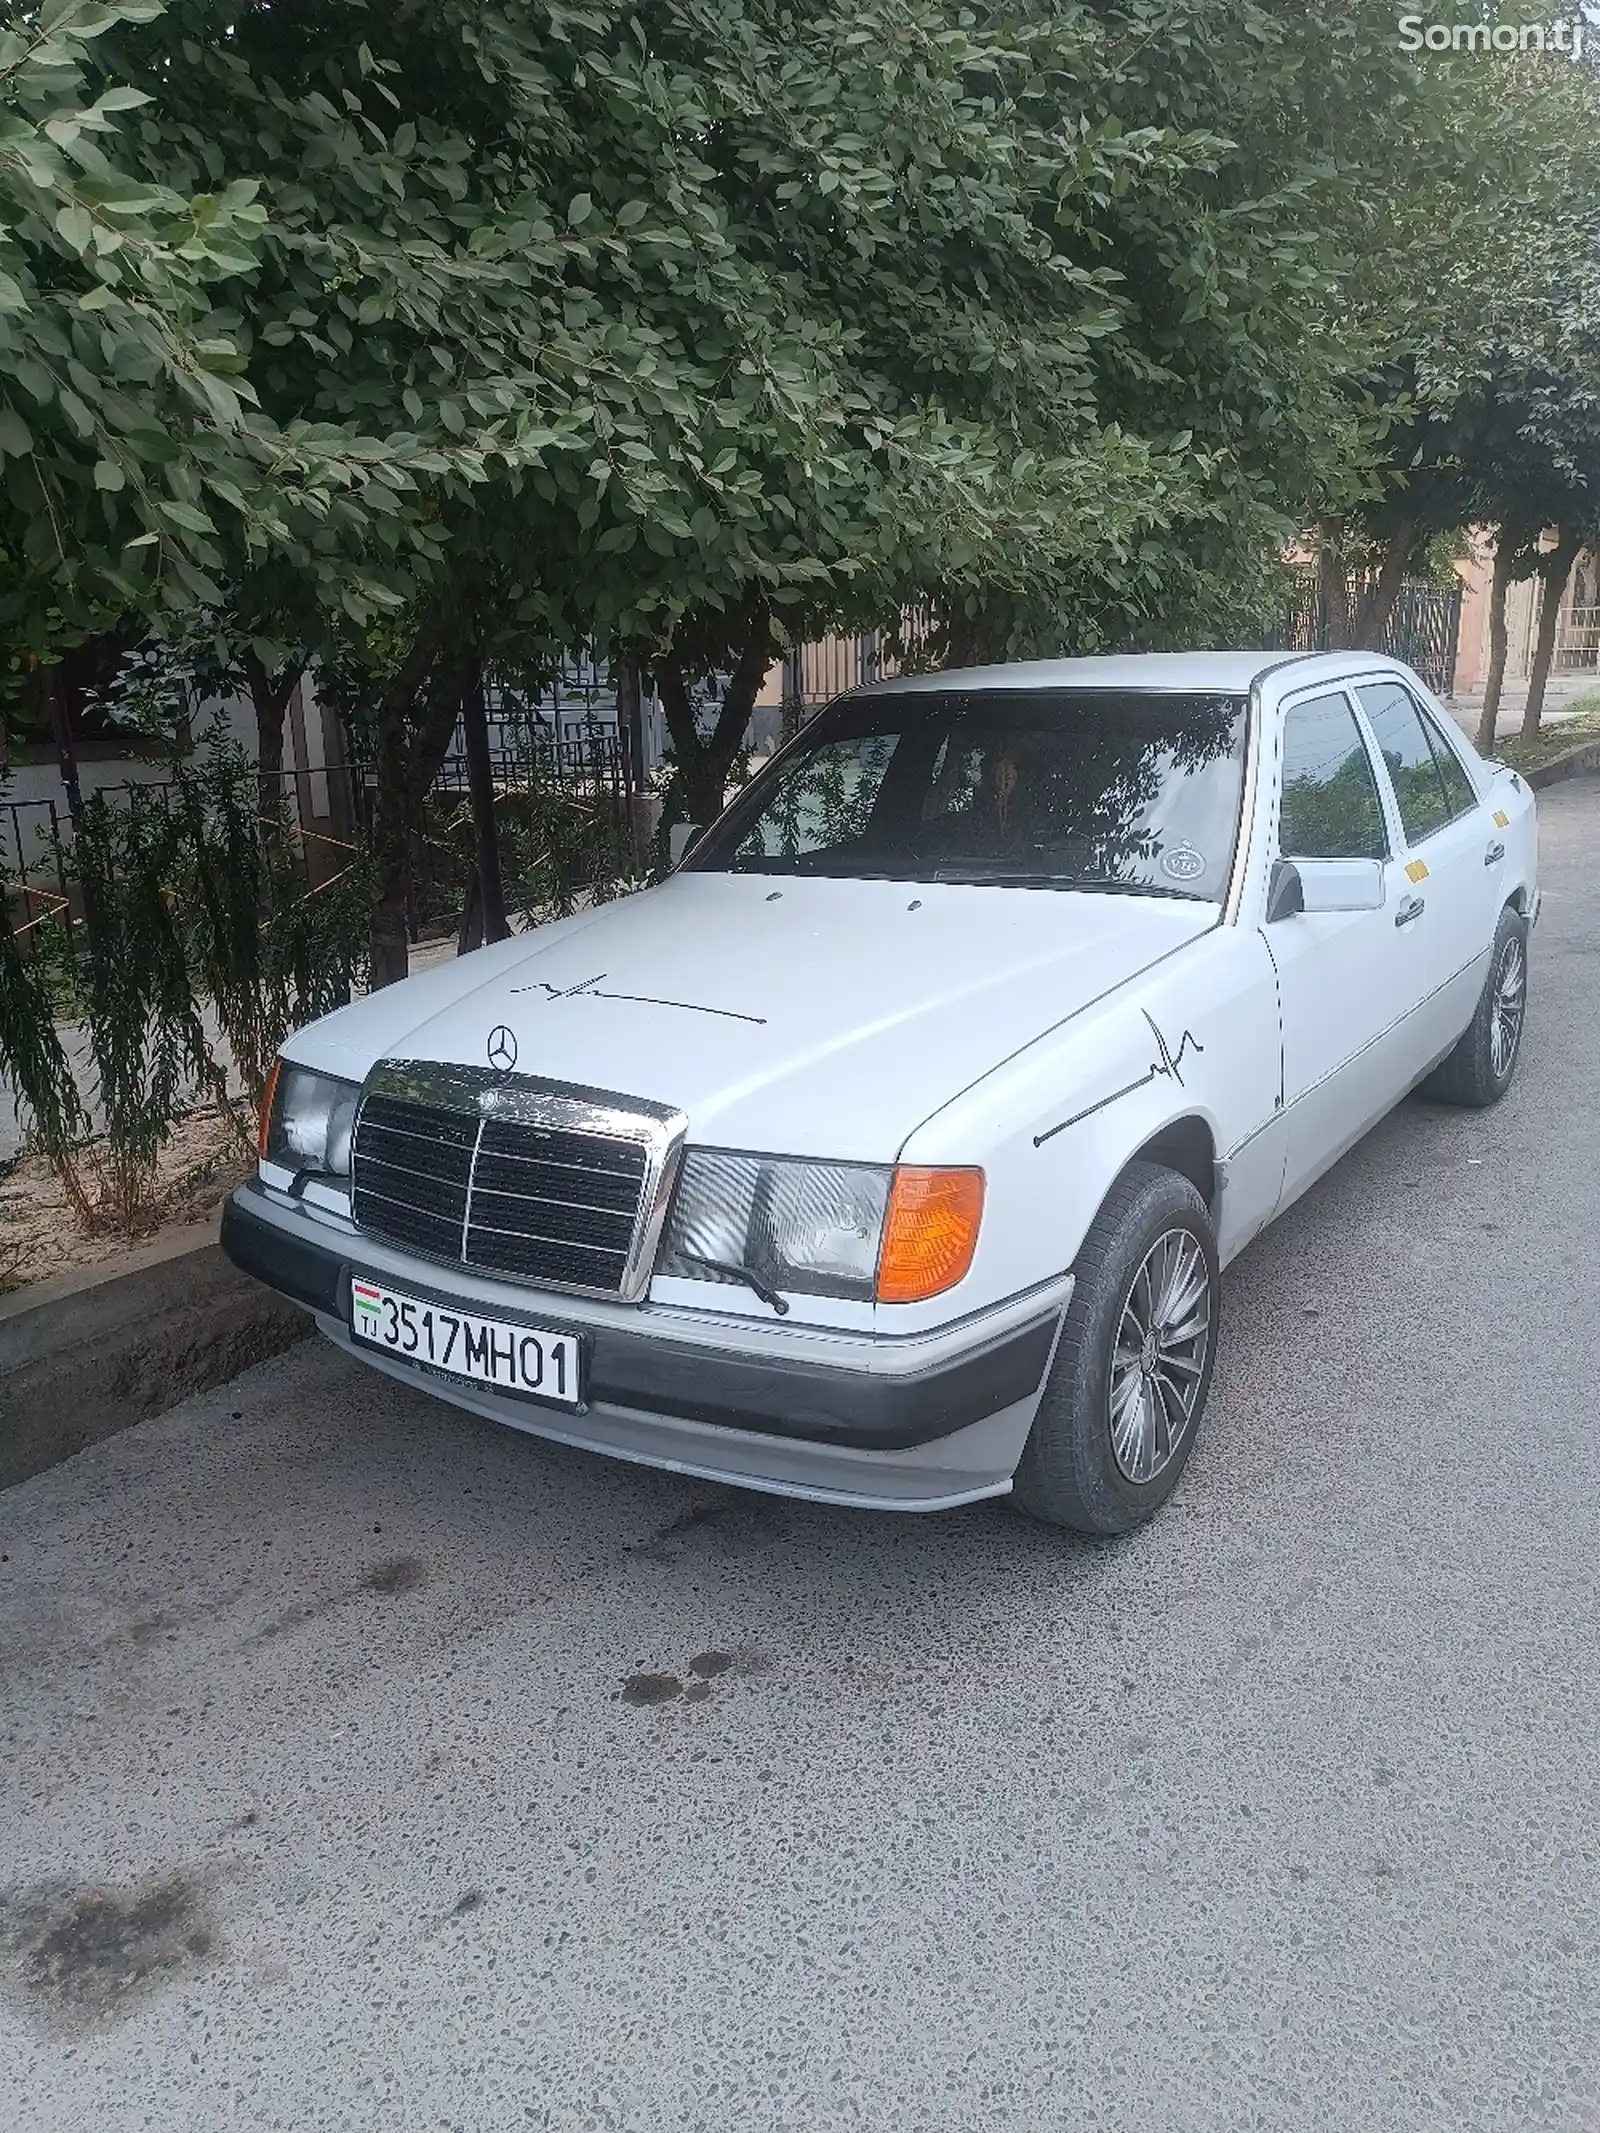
[486, 1024, 518, 1074]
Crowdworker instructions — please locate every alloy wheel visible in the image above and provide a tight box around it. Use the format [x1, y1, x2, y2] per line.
[1489, 934, 1526, 1083]
[1108, 1227, 1213, 1485]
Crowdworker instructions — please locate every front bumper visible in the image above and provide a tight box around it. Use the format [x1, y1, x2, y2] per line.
[221, 1182, 1068, 1511]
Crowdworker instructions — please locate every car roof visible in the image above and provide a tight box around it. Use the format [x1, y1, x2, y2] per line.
[863, 650, 1422, 698]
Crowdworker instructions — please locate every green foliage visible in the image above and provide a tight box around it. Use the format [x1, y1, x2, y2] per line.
[9, 0, 1591, 687]
[1330, 31, 1600, 574]
[0, 878, 86, 1195]
[0, 735, 369, 1231]
[65, 776, 224, 1220]
[0, 1, 511, 671]
[175, 736, 368, 1098]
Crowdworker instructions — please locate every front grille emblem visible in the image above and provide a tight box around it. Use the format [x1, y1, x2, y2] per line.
[486, 1024, 518, 1075]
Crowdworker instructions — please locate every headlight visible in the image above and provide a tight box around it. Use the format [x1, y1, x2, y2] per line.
[659, 1151, 983, 1304]
[260, 1059, 361, 1180]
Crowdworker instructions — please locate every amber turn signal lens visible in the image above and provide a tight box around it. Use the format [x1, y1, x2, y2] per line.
[876, 1167, 985, 1303]
[258, 1055, 282, 1162]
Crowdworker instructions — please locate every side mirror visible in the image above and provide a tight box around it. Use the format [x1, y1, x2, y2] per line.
[1297, 858, 1386, 913]
[1265, 858, 1304, 924]
[667, 822, 697, 865]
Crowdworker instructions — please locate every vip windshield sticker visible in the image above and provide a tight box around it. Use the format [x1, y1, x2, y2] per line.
[1160, 843, 1206, 882]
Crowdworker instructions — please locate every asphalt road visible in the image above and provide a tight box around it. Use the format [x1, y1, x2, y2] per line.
[4, 777, 1598, 2133]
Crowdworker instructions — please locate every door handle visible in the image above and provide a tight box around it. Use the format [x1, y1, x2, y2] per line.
[1395, 893, 1425, 928]
[1484, 839, 1505, 867]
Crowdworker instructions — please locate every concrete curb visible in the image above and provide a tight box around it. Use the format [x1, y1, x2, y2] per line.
[1524, 738, 1600, 790]
[0, 1213, 310, 1490]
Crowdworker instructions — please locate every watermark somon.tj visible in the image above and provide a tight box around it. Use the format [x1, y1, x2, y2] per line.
[1398, 11, 1592, 53]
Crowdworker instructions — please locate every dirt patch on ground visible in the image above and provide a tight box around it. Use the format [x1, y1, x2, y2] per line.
[0, 1108, 254, 1297]
[1, 1869, 221, 2034]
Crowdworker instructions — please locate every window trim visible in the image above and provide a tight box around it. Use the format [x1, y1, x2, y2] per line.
[1352, 674, 1479, 848]
[1274, 682, 1393, 866]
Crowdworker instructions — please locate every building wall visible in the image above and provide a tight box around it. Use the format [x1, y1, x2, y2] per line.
[1449, 530, 1600, 698]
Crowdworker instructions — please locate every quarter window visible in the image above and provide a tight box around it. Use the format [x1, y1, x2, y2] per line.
[1278, 693, 1388, 861]
[1421, 710, 1478, 817]
[1356, 680, 1468, 842]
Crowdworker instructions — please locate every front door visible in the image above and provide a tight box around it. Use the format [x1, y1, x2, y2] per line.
[1266, 687, 1433, 1211]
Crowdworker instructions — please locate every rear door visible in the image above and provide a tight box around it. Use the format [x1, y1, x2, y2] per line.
[1266, 686, 1432, 1210]
[1353, 677, 1496, 1063]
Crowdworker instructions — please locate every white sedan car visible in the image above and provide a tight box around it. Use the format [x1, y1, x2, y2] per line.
[225, 651, 1536, 1533]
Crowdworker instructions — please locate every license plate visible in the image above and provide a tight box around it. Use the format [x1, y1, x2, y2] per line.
[350, 1278, 584, 1408]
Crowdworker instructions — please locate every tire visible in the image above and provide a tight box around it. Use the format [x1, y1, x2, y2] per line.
[1012, 1161, 1220, 1536]
[1421, 905, 1529, 1108]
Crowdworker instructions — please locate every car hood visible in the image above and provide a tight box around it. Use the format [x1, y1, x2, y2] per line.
[292, 873, 1214, 1159]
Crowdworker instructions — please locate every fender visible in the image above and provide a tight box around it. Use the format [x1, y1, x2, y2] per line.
[891, 927, 1285, 1333]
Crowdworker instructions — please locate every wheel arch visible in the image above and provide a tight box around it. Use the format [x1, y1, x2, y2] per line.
[1122, 1114, 1219, 1218]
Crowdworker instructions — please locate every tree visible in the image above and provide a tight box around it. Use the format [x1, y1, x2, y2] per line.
[0, 0, 469, 691]
[1307, 36, 1600, 721]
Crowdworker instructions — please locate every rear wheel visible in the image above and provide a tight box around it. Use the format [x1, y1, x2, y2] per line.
[1422, 906, 1528, 1107]
[1012, 1162, 1219, 1536]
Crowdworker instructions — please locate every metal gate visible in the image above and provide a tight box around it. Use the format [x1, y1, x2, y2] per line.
[1263, 575, 1463, 697]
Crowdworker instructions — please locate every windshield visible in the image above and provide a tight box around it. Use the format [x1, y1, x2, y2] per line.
[688, 688, 1250, 899]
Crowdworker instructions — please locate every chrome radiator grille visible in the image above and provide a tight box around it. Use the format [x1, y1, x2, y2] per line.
[350, 1066, 683, 1300]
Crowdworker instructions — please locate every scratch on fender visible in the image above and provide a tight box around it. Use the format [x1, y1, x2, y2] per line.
[1033, 1010, 1204, 1148]
[508, 971, 767, 1025]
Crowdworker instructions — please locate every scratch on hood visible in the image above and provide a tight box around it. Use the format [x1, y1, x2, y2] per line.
[508, 972, 767, 1026]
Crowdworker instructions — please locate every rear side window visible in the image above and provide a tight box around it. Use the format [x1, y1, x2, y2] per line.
[1421, 710, 1478, 817]
[1279, 693, 1388, 860]
[1357, 680, 1473, 841]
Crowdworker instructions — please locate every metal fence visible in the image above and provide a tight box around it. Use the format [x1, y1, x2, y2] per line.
[1263, 574, 1463, 697]
[1555, 601, 1600, 672]
[430, 722, 630, 812]
[2, 764, 366, 968]
[1, 793, 75, 944]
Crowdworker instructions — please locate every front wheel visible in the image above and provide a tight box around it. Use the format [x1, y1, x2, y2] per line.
[1422, 906, 1529, 1107]
[1012, 1162, 1220, 1536]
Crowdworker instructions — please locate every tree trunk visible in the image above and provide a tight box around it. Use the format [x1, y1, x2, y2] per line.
[654, 605, 776, 831]
[242, 656, 302, 773]
[1520, 532, 1581, 742]
[367, 603, 447, 990]
[1350, 519, 1418, 650]
[941, 592, 1014, 669]
[43, 659, 85, 827]
[1315, 521, 1350, 649]
[942, 598, 981, 671]
[1475, 530, 1518, 754]
[240, 650, 305, 848]
[614, 660, 651, 874]
[460, 655, 508, 948]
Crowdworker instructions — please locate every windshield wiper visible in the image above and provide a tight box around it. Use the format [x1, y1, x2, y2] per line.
[928, 865, 1072, 887]
[1071, 877, 1211, 901]
[676, 1252, 790, 1316]
[920, 865, 1211, 900]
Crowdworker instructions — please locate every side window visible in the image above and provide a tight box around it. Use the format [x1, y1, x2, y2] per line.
[1419, 708, 1478, 818]
[1279, 693, 1388, 861]
[1356, 680, 1455, 842]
